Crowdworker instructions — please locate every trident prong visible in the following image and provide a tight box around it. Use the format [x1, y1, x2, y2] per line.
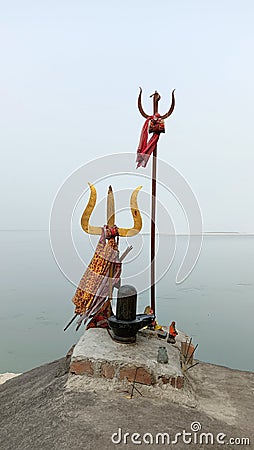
[138, 87, 149, 118]
[81, 183, 142, 237]
[138, 87, 176, 119]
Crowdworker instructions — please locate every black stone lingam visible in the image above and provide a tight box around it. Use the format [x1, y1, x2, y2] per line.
[108, 285, 155, 343]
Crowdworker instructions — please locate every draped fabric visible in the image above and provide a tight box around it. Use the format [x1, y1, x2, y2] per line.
[72, 229, 121, 316]
[78, 261, 121, 329]
[86, 300, 112, 329]
[136, 115, 161, 168]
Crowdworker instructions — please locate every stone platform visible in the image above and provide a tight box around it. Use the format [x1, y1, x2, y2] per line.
[70, 328, 186, 389]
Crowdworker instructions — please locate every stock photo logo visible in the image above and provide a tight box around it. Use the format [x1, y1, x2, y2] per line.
[110, 421, 251, 446]
[49, 152, 203, 293]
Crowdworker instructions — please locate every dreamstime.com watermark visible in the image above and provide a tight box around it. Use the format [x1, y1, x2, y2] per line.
[111, 422, 250, 446]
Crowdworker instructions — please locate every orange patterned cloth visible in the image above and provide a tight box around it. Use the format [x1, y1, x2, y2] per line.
[72, 229, 120, 315]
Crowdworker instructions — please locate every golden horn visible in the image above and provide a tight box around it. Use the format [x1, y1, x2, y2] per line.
[80, 183, 142, 237]
[118, 186, 142, 237]
[81, 183, 101, 235]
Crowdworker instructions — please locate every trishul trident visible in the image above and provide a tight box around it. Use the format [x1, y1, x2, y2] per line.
[138, 87, 175, 315]
[81, 184, 142, 314]
[64, 184, 142, 332]
[81, 183, 142, 236]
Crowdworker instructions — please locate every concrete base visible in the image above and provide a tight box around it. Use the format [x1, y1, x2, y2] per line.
[70, 328, 185, 389]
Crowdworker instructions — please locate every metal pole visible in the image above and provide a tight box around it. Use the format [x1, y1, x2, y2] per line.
[151, 147, 157, 315]
[137, 88, 175, 317]
[151, 94, 158, 315]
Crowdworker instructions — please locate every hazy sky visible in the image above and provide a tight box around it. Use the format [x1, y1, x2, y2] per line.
[1, 1, 254, 232]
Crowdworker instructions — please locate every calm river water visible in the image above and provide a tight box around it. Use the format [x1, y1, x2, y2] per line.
[0, 231, 253, 373]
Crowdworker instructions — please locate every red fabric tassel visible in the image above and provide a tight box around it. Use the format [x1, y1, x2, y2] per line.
[136, 116, 160, 168]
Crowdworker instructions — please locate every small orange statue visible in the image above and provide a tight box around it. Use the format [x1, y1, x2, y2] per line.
[167, 321, 178, 344]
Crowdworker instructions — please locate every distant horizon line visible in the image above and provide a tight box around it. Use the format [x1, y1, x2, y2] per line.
[1, 229, 254, 236]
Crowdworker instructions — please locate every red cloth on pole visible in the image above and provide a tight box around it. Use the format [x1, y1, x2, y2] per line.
[136, 116, 161, 168]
